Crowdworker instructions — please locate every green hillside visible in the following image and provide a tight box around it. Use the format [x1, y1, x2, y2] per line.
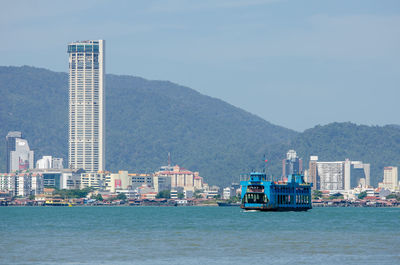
[1, 66, 399, 187]
[0, 66, 296, 186]
[264, 122, 400, 186]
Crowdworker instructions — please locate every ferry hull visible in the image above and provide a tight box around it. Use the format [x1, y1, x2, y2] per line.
[241, 205, 311, 211]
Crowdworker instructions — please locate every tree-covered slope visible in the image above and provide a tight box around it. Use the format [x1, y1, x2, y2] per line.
[2, 66, 398, 187]
[0, 66, 296, 186]
[264, 123, 400, 186]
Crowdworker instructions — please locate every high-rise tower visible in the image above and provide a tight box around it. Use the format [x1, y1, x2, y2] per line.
[6, 131, 22, 173]
[282, 150, 302, 176]
[68, 40, 105, 172]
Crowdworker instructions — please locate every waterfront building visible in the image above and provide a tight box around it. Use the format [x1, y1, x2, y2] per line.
[6, 132, 34, 173]
[194, 176, 203, 190]
[152, 175, 171, 193]
[379, 167, 398, 191]
[5, 171, 43, 197]
[80, 172, 107, 189]
[184, 189, 193, 199]
[309, 157, 370, 191]
[0, 172, 44, 197]
[223, 187, 232, 200]
[282, 150, 302, 176]
[68, 40, 105, 172]
[130, 173, 153, 189]
[30, 168, 81, 190]
[0, 173, 15, 193]
[203, 185, 220, 198]
[105, 171, 130, 193]
[154, 165, 202, 192]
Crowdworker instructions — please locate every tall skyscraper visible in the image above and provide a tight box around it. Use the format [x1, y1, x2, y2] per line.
[6, 131, 22, 173]
[309, 156, 318, 190]
[68, 40, 105, 172]
[282, 150, 302, 176]
[10, 140, 34, 173]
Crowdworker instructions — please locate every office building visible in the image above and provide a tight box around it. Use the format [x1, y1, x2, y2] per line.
[154, 165, 202, 192]
[317, 162, 344, 191]
[309, 156, 318, 190]
[310, 157, 370, 191]
[80, 172, 107, 189]
[6, 131, 22, 173]
[68, 40, 105, 172]
[379, 167, 398, 191]
[9, 137, 34, 172]
[36, 156, 53, 169]
[0, 172, 43, 197]
[36, 156, 64, 170]
[282, 150, 302, 176]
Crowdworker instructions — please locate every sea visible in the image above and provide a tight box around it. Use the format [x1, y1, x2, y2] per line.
[0, 206, 399, 265]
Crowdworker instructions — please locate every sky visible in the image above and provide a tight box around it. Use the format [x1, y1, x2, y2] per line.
[1, 0, 399, 131]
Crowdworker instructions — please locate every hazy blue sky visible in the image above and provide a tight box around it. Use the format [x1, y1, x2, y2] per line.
[1, 0, 399, 131]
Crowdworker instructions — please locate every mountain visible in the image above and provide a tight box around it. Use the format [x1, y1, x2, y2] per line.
[2, 66, 399, 187]
[0, 66, 296, 186]
[264, 122, 400, 186]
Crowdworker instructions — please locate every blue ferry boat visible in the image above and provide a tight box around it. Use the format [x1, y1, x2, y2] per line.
[240, 172, 312, 211]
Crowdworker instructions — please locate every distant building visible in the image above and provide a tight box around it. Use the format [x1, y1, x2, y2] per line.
[105, 171, 130, 193]
[223, 187, 232, 200]
[0, 172, 43, 197]
[130, 173, 153, 189]
[154, 165, 203, 192]
[30, 168, 81, 190]
[37, 156, 64, 170]
[6, 131, 22, 173]
[0, 173, 15, 193]
[6, 135, 35, 173]
[80, 172, 107, 190]
[152, 175, 171, 193]
[317, 162, 344, 191]
[310, 157, 370, 191]
[282, 150, 302, 176]
[36, 156, 53, 169]
[52, 158, 64, 170]
[309, 156, 318, 190]
[379, 167, 398, 191]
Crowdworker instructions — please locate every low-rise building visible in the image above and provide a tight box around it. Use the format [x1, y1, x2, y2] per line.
[81, 172, 107, 190]
[154, 165, 203, 192]
[0, 172, 43, 197]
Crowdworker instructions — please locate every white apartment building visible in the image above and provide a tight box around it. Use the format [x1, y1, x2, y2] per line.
[379, 167, 398, 191]
[0, 173, 15, 193]
[317, 162, 344, 191]
[68, 40, 105, 172]
[311, 156, 370, 191]
[80, 172, 106, 190]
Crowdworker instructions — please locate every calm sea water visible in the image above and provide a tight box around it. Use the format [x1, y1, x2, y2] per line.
[0, 206, 399, 265]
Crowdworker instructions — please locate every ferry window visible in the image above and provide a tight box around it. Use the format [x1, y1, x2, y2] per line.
[244, 193, 267, 204]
